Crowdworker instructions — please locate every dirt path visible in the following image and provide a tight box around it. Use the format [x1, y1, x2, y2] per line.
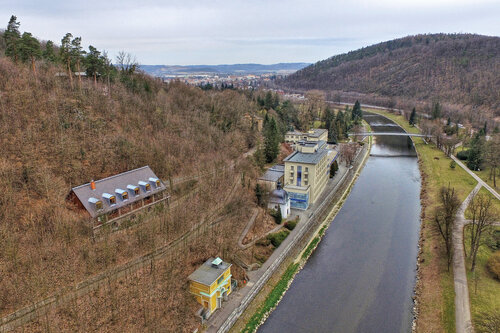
[453, 183, 481, 333]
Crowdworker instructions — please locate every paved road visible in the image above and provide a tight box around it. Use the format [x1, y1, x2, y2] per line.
[453, 183, 481, 333]
[450, 155, 500, 201]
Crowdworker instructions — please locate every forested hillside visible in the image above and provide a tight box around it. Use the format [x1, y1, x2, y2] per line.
[0, 16, 265, 332]
[281, 34, 500, 120]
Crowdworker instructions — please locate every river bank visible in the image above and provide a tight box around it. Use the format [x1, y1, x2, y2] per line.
[365, 108, 478, 333]
[229, 136, 372, 333]
[260, 114, 421, 333]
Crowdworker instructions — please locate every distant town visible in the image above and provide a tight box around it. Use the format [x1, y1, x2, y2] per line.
[139, 63, 310, 88]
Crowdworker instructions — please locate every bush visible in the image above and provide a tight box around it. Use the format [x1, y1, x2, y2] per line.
[267, 230, 290, 248]
[255, 238, 271, 246]
[487, 251, 500, 280]
[450, 160, 456, 169]
[456, 150, 469, 160]
[269, 208, 282, 224]
[284, 220, 297, 230]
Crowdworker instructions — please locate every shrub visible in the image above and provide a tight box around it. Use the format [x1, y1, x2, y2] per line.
[450, 160, 456, 169]
[456, 150, 469, 160]
[487, 251, 500, 280]
[269, 208, 282, 224]
[284, 220, 297, 230]
[267, 230, 290, 248]
[255, 238, 271, 246]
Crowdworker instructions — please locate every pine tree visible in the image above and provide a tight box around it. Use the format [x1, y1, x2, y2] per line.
[60, 33, 74, 89]
[274, 205, 282, 224]
[324, 107, 334, 139]
[71, 36, 85, 90]
[4, 15, 21, 63]
[352, 100, 362, 120]
[19, 32, 42, 75]
[409, 107, 417, 126]
[43, 40, 57, 63]
[85, 45, 103, 87]
[264, 117, 280, 163]
[264, 91, 274, 110]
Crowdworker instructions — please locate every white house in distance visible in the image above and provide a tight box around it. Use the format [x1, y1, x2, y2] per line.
[267, 183, 291, 219]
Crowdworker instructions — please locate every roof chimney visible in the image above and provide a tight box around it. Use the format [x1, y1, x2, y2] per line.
[90, 180, 96, 190]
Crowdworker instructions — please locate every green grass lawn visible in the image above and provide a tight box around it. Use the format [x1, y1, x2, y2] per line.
[473, 166, 499, 191]
[464, 226, 500, 328]
[465, 187, 500, 220]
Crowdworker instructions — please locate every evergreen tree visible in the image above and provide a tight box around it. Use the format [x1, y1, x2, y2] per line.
[447, 117, 451, 126]
[329, 118, 338, 143]
[324, 107, 334, 138]
[352, 100, 362, 120]
[60, 33, 74, 89]
[19, 32, 41, 75]
[431, 101, 442, 119]
[4, 15, 21, 63]
[274, 205, 282, 224]
[330, 160, 339, 178]
[85, 45, 103, 87]
[43, 40, 57, 63]
[264, 91, 274, 110]
[264, 117, 280, 163]
[255, 183, 267, 207]
[71, 36, 85, 89]
[467, 133, 484, 171]
[409, 107, 417, 126]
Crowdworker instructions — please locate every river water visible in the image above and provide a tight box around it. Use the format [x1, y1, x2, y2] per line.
[258, 113, 421, 333]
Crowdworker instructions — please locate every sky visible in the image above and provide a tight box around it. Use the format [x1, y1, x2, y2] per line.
[1, 0, 499, 65]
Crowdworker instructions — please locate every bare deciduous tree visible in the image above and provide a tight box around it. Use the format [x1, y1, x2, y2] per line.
[434, 184, 460, 271]
[468, 193, 498, 272]
[116, 51, 138, 74]
[484, 135, 500, 188]
[339, 143, 357, 166]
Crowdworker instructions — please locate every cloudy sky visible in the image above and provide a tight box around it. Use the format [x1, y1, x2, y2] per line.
[1, 0, 499, 65]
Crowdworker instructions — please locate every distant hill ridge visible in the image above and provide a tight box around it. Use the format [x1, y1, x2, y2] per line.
[140, 62, 310, 76]
[281, 33, 500, 114]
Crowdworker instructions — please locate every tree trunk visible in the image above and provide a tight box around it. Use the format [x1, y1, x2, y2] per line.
[93, 72, 97, 88]
[31, 56, 36, 77]
[77, 60, 82, 90]
[471, 245, 479, 272]
[67, 59, 74, 89]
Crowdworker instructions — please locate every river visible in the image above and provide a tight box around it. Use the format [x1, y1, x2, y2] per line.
[258, 113, 421, 333]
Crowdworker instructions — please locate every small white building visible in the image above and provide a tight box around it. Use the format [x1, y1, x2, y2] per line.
[267, 183, 291, 219]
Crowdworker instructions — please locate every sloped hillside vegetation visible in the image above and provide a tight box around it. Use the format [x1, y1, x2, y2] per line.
[0, 53, 259, 328]
[281, 34, 500, 117]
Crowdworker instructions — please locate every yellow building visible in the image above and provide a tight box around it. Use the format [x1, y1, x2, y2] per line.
[283, 140, 338, 210]
[285, 128, 328, 143]
[188, 257, 232, 318]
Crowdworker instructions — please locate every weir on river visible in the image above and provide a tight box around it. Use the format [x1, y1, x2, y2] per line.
[258, 112, 421, 333]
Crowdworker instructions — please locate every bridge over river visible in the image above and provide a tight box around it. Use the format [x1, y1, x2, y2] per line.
[349, 132, 432, 138]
